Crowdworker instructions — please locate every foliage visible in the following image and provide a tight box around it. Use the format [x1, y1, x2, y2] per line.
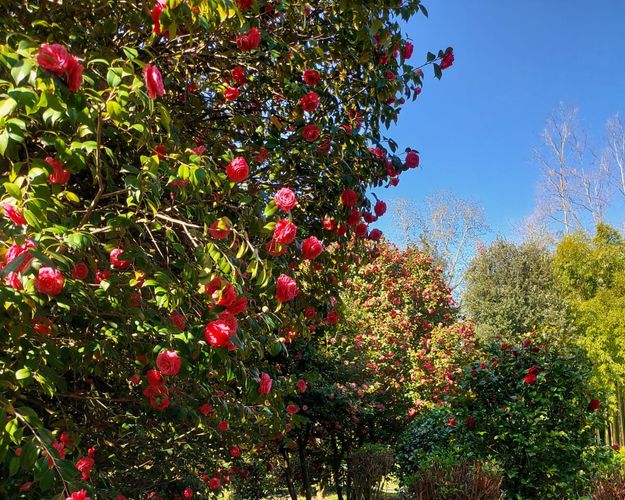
[0, 0, 453, 497]
[463, 239, 571, 343]
[347, 444, 394, 500]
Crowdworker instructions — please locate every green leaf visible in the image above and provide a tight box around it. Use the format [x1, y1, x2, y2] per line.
[3, 182, 22, 200]
[15, 368, 32, 380]
[11, 59, 32, 85]
[0, 130, 8, 155]
[0, 96, 17, 117]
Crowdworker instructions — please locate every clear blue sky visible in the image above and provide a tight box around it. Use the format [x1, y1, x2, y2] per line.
[374, 0, 625, 243]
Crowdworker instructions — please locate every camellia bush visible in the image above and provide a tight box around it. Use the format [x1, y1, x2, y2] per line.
[0, 0, 453, 498]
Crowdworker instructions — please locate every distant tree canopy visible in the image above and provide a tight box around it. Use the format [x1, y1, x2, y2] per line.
[462, 239, 570, 342]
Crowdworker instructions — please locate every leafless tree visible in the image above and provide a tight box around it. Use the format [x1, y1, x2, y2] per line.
[606, 114, 625, 198]
[390, 192, 489, 291]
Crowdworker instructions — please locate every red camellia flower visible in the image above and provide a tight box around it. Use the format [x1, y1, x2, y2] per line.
[341, 189, 358, 207]
[147, 369, 163, 387]
[46, 157, 70, 185]
[94, 269, 110, 284]
[65, 55, 83, 92]
[154, 144, 167, 158]
[322, 216, 336, 231]
[449, 417, 456, 427]
[296, 379, 308, 393]
[236, 27, 261, 51]
[224, 86, 239, 101]
[274, 187, 297, 211]
[209, 219, 231, 239]
[301, 236, 323, 260]
[368, 228, 383, 242]
[440, 48, 454, 69]
[144, 64, 165, 100]
[218, 420, 229, 432]
[273, 219, 297, 245]
[232, 66, 247, 85]
[156, 350, 182, 376]
[524, 372, 537, 385]
[326, 310, 339, 324]
[208, 477, 221, 490]
[374, 200, 387, 217]
[347, 209, 361, 226]
[258, 372, 272, 395]
[66, 490, 91, 500]
[37, 43, 70, 75]
[405, 150, 420, 168]
[33, 317, 52, 335]
[300, 91, 320, 112]
[275, 274, 299, 302]
[110, 248, 131, 269]
[236, 0, 253, 9]
[205, 318, 233, 347]
[34, 267, 65, 296]
[151, 0, 166, 34]
[230, 446, 241, 458]
[227, 296, 248, 316]
[170, 312, 186, 330]
[390, 177, 399, 186]
[588, 399, 601, 411]
[199, 403, 213, 416]
[266, 239, 287, 257]
[70, 263, 89, 280]
[303, 307, 316, 318]
[75, 456, 95, 480]
[226, 156, 250, 183]
[355, 223, 368, 238]
[466, 416, 476, 429]
[302, 124, 320, 142]
[2, 203, 27, 225]
[403, 41, 414, 60]
[286, 404, 299, 415]
[183, 488, 193, 499]
[303, 69, 321, 86]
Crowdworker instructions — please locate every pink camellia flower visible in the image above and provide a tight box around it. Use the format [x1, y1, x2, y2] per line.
[403, 41, 414, 60]
[296, 379, 308, 393]
[273, 219, 297, 245]
[34, 267, 65, 296]
[303, 69, 321, 86]
[218, 420, 229, 432]
[46, 157, 71, 185]
[301, 236, 323, 260]
[368, 228, 383, 241]
[66, 490, 91, 500]
[224, 86, 239, 101]
[71, 263, 89, 280]
[152, 0, 166, 34]
[274, 188, 297, 211]
[440, 48, 454, 69]
[405, 150, 420, 168]
[156, 350, 182, 376]
[144, 64, 165, 100]
[170, 312, 186, 330]
[300, 91, 319, 112]
[286, 404, 299, 415]
[236, 27, 261, 51]
[37, 44, 70, 75]
[374, 200, 387, 217]
[232, 66, 247, 85]
[110, 248, 131, 269]
[2, 203, 27, 225]
[258, 372, 272, 395]
[226, 156, 249, 183]
[326, 310, 339, 324]
[341, 189, 358, 207]
[302, 124, 319, 142]
[275, 274, 299, 302]
[75, 456, 95, 480]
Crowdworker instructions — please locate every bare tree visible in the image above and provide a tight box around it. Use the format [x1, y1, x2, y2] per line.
[390, 192, 489, 291]
[606, 114, 625, 198]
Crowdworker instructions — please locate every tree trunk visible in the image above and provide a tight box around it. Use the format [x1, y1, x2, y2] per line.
[280, 446, 298, 500]
[298, 427, 313, 500]
[331, 434, 344, 500]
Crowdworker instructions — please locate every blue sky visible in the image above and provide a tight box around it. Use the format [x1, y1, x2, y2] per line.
[375, 0, 625, 243]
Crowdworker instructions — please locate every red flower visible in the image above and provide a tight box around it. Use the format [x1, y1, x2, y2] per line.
[259, 372, 272, 395]
[144, 64, 165, 100]
[390, 177, 399, 186]
[37, 44, 70, 75]
[355, 223, 368, 238]
[588, 399, 601, 411]
[46, 156, 71, 185]
[266, 239, 287, 257]
[226, 156, 250, 183]
[224, 86, 239, 101]
[341, 189, 358, 207]
[232, 66, 247, 85]
[523, 372, 537, 385]
[65, 55, 83, 92]
[71, 263, 89, 280]
[209, 219, 231, 239]
[151, 0, 166, 34]
[302, 124, 319, 142]
[303, 307, 316, 318]
[216, 284, 237, 306]
[275, 274, 299, 302]
[218, 420, 229, 432]
[110, 248, 131, 269]
[273, 219, 297, 245]
[236, 0, 253, 9]
[2, 203, 27, 225]
[405, 151, 420, 168]
[303, 69, 321, 86]
[75, 456, 95, 480]
[374, 200, 387, 217]
[208, 477, 221, 490]
[183, 488, 194, 499]
[326, 310, 339, 324]
[466, 416, 476, 429]
[66, 490, 91, 500]
[170, 312, 186, 330]
[143, 384, 169, 410]
[94, 269, 110, 284]
[230, 446, 241, 458]
[286, 404, 299, 414]
[301, 236, 323, 260]
[448, 417, 456, 427]
[322, 216, 336, 231]
[34, 267, 65, 296]
[205, 319, 233, 347]
[236, 27, 261, 51]
[154, 144, 167, 158]
[347, 209, 360, 226]
[5, 239, 35, 272]
[440, 49, 454, 69]
[33, 317, 52, 335]
[296, 379, 307, 393]
[274, 187, 297, 211]
[156, 350, 181, 376]
[199, 403, 213, 416]
[227, 296, 248, 316]
[146, 369, 164, 387]
[402, 41, 414, 60]
[300, 91, 320, 112]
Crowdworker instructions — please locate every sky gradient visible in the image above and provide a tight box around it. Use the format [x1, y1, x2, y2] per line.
[374, 1, 625, 244]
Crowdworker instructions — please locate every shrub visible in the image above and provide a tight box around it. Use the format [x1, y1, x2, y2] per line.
[348, 444, 395, 500]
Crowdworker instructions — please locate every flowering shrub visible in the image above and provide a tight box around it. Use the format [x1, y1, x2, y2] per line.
[0, 0, 452, 497]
